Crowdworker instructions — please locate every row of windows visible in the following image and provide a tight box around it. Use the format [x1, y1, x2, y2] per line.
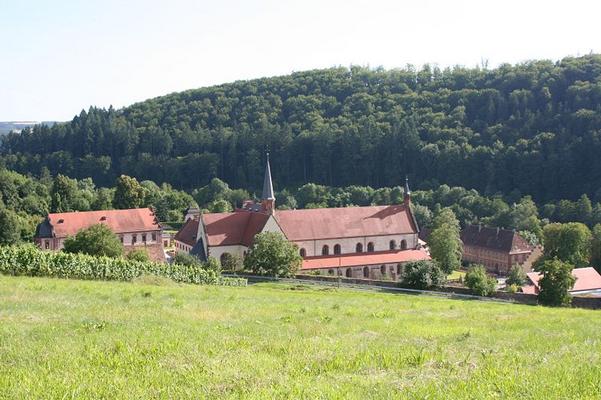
[300, 239, 408, 257]
[175, 241, 191, 252]
[120, 233, 157, 245]
[326, 264, 403, 278]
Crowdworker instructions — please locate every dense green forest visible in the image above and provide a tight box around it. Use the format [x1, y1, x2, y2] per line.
[2, 55, 601, 202]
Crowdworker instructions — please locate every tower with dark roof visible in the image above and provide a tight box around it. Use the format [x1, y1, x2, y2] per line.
[261, 153, 275, 214]
[404, 176, 411, 205]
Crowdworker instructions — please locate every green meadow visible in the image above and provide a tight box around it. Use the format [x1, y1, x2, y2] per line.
[1, 275, 600, 399]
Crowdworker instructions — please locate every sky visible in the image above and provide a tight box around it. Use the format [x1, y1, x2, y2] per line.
[0, 0, 599, 121]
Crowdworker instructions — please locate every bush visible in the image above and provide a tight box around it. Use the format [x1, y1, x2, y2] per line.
[506, 284, 519, 293]
[173, 252, 201, 267]
[401, 260, 446, 289]
[506, 265, 527, 287]
[126, 249, 150, 263]
[0, 244, 247, 287]
[220, 253, 243, 272]
[465, 265, 497, 296]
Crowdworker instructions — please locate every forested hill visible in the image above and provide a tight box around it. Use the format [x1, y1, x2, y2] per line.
[2, 55, 601, 201]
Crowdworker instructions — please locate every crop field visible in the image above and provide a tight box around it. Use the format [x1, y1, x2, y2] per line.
[1, 275, 600, 399]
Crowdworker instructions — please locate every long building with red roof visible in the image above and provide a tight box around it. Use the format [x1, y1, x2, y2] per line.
[35, 207, 165, 262]
[175, 155, 429, 280]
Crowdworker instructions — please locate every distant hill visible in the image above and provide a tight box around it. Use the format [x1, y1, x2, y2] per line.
[1, 55, 601, 202]
[0, 121, 57, 135]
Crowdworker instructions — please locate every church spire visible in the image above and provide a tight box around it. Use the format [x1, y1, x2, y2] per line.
[404, 175, 411, 205]
[261, 153, 275, 213]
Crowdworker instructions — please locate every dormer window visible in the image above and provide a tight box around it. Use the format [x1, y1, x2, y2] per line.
[100, 216, 107, 221]
[57, 219, 64, 224]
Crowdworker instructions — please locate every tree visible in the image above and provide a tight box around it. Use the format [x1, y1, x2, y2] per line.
[536, 258, 575, 307]
[244, 232, 302, 277]
[465, 265, 497, 296]
[63, 224, 124, 258]
[51, 174, 79, 212]
[543, 223, 591, 268]
[208, 199, 233, 213]
[591, 224, 601, 273]
[401, 260, 445, 289]
[505, 265, 527, 287]
[0, 208, 20, 245]
[126, 249, 150, 262]
[113, 175, 146, 209]
[428, 208, 462, 274]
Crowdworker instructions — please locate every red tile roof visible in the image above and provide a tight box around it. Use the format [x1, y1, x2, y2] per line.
[523, 267, 601, 294]
[301, 249, 430, 270]
[276, 205, 417, 241]
[47, 208, 160, 238]
[174, 218, 199, 246]
[461, 225, 533, 254]
[202, 211, 270, 247]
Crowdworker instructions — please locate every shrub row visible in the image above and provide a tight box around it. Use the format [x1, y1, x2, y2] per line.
[0, 245, 246, 286]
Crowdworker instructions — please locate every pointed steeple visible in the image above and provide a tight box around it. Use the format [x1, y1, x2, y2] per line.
[261, 153, 275, 213]
[262, 153, 275, 200]
[404, 175, 411, 205]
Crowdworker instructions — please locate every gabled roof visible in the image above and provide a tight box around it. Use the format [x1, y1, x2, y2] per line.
[461, 225, 532, 254]
[42, 208, 160, 238]
[523, 267, 601, 294]
[174, 218, 199, 246]
[275, 205, 418, 241]
[202, 211, 270, 247]
[301, 249, 430, 270]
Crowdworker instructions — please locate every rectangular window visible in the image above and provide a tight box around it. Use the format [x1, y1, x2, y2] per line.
[120, 235, 124, 244]
[44, 241, 50, 250]
[142, 234, 147, 243]
[152, 233, 157, 241]
[132, 235, 137, 244]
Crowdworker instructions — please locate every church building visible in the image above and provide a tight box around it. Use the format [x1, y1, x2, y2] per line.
[174, 155, 430, 280]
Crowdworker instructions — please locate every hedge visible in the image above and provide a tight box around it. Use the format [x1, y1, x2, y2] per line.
[0, 245, 246, 286]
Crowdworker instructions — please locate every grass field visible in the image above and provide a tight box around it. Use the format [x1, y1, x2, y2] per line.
[1, 275, 600, 399]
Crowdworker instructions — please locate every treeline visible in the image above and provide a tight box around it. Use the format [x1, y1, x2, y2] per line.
[2, 55, 601, 201]
[4, 163, 601, 248]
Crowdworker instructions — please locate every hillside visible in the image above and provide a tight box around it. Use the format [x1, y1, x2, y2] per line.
[2, 55, 601, 201]
[0, 121, 56, 135]
[1, 275, 600, 398]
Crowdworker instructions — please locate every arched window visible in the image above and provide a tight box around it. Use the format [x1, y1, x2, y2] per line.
[220, 252, 231, 266]
[334, 244, 341, 255]
[367, 242, 375, 252]
[400, 240, 407, 250]
[363, 266, 369, 278]
[299, 248, 306, 257]
[356, 243, 363, 253]
[380, 265, 386, 275]
[328, 269, 334, 275]
[345, 268, 352, 278]
[389, 240, 396, 250]
[322, 245, 329, 256]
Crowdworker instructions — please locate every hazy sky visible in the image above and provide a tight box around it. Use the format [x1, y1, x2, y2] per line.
[1, 0, 598, 121]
